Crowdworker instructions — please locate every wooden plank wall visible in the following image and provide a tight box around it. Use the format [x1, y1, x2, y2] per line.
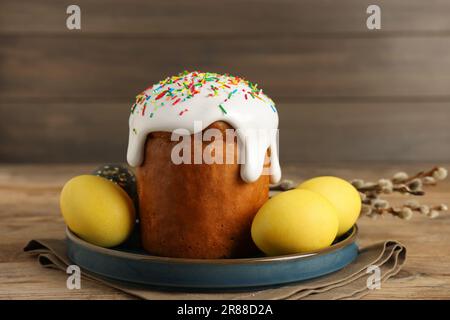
[0, 0, 449, 163]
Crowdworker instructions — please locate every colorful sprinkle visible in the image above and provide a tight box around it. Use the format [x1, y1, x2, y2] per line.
[219, 104, 227, 115]
[155, 90, 168, 100]
[130, 71, 276, 118]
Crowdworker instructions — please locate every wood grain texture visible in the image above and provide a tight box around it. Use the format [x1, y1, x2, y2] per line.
[0, 163, 449, 299]
[0, 1, 449, 162]
[1, 102, 449, 163]
[1, 36, 450, 101]
[1, 0, 450, 35]
[0, 103, 129, 163]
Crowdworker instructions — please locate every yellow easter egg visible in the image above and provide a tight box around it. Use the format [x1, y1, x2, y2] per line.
[60, 175, 136, 247]
[251, 189, 339, 256]
[298, 176, 361, 236]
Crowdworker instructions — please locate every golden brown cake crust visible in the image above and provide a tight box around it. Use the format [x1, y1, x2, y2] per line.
[137, 121, 269, 259]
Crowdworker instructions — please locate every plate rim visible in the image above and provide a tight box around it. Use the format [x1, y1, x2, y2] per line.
[66, 224, 358, 265]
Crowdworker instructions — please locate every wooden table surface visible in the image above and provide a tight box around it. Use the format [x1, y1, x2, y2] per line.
[0, 163, 449, 300]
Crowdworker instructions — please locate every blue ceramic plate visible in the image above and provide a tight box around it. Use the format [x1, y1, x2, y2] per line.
[66, 225, 358, 289]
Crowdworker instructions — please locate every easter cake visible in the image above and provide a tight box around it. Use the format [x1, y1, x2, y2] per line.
[127, 71, 281, 259]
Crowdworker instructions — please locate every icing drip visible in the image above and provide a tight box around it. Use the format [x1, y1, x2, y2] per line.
[127, 71, 281, 184]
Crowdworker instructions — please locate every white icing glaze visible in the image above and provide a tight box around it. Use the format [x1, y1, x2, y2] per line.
[127, 71, 281, 184]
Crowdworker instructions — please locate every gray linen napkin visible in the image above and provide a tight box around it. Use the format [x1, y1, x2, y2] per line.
[24, 239, 406, 300]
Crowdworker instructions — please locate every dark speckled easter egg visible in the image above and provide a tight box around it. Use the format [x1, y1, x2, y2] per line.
[92, 164, 138, 209]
